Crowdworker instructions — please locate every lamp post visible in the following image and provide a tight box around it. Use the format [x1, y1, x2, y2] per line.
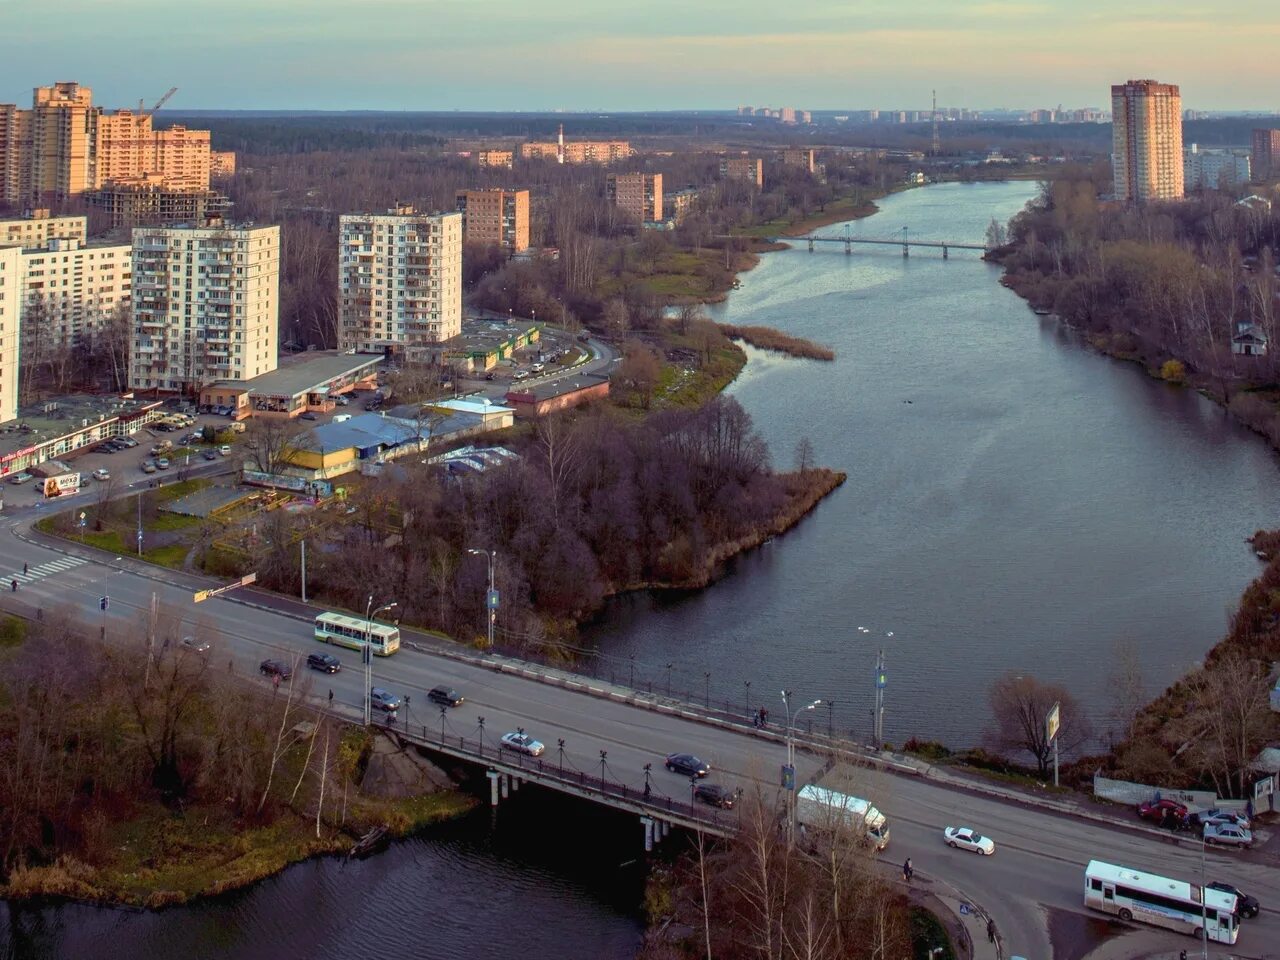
[99, 556, 124, 640]
[781, 690, 821, 847]
[363, 595, 397, 726]
[467, 548, 496, 650]
[744, 680, 751, 719]
[1199, 827, 1209, 959]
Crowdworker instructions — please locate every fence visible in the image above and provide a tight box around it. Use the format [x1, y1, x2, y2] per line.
[1093, 774, 1251, 814]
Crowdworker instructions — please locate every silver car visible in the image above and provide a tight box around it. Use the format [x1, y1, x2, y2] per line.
[500, 732, 545, 756]
[1203, 822, 1254, 849]
[1193, 809, 1252, 831]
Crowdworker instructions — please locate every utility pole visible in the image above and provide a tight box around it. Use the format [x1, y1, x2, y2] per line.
[136, 493, 143, 556]
[874, 648, 886, 749]
[300, 539, 307, 603]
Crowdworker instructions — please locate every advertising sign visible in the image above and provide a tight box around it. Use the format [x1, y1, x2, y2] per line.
[1046, 701, 1061, 744]
[43, 473, 80, 498]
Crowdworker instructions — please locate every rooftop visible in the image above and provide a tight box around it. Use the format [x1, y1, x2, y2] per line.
[446, 317, 540, 357]
[300, 410, 482, 455]
[0, 394, 161, 458]
[505, 372, 610, 404]
[210, 352, 382, 399]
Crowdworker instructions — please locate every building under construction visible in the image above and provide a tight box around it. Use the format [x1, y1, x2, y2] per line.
[87, 175, 227, 229]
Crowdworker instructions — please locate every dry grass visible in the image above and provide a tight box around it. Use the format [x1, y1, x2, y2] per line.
[719, 324, 835, 361]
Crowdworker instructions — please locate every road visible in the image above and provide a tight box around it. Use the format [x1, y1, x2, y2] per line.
[1, 514, 1277, 959]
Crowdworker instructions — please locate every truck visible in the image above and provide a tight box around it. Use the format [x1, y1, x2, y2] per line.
[795, 784, 890, 851]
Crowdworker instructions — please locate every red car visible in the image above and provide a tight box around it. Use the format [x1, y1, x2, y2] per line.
[1137, 798, 1188, 822]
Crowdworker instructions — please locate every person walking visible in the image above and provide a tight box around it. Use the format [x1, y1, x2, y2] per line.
[987, 918, 995, 943]
[902, 858, 913, 882]
[22, 562, 27, 575]
[9, 578, 15, 592]
[643, 780, 651, 801]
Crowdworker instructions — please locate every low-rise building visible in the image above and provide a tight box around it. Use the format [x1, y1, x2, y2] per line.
[437, 317, 540, 373]
[665, 187, 699, 223]
[1232, 322, 1268, 357]
[0, 209, 86, 248]
[476, 149, 514, 169]
[199, 351, 381, 420]
[606, 172, 663, 222]
[720, 157, 764, 188]
[520, 139, 632, 164]
[1184, 144, 1250, 190]
[455, 188, 530, 253]
[20, 236, 132, 352]
[0, 394, 164, 478]
[504, 372, 610, 418]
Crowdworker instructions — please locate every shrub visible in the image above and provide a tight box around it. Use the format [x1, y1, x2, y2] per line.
[1160, 359, 1186, 382]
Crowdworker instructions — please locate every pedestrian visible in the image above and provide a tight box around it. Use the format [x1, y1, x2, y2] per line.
[272, 673, 280, 690]
[903, 858, 913, 882]
[9, 578, 15, 592]
[761, 707, 768, 726]
[328, 688, 334, 703]
[643, 780, 651, 800]
[22, 562, 27, 575]
[987, 918, 995, 943]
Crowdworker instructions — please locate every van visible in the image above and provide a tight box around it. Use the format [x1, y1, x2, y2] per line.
[332, 413, 352, 423]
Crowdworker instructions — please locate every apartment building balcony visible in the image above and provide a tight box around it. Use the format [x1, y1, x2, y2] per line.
[137, 239, 170, 251]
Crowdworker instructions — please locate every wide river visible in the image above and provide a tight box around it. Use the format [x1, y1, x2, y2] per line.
[6, 181, 1278, 959]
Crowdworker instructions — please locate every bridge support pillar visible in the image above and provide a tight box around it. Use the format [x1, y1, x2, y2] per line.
[641, 816, 655, 852]
[902, 244, 909, 259]
[500, 774, 510, 799]
[511, 775, 520, 792]
[487, 770, 500, 807]
[807, 238, 814, 252]
[942, 243, 948, 260]
[844, 240, 851, 255]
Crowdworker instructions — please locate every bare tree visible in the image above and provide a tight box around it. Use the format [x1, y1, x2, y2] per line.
[986, 671, 1090, 777]
[1184, 651, 1274, 797]
[793, 436, 815, 475]
[243, 418, 307, 476]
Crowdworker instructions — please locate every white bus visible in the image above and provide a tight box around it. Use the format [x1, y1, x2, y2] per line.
[1084, 860, 1238, 944]
[314, 611, 401, 656]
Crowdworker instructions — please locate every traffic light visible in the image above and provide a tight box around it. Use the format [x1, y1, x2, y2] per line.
[99, 596, 109, 611]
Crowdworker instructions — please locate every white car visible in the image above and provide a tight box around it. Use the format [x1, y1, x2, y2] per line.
[943, 826, 996, 855]
[500, 732, 545, 757]
[92, 468, 111, 481]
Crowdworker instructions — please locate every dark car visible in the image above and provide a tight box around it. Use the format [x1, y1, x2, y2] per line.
[1137, 798, 1188, 822]
[693, 783, 736, 809]
[665, 753, 711, 778]
[307, 652, 341, 674]
[202, 449, 218, 460]
[427, 685, 464, 707]
[1208, 881, 1260, 918]
[300, 412, 318, 421]
[259, 659, 292, 681]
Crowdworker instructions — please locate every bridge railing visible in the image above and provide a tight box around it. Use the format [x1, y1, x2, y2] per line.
[383, 713, 740, 834]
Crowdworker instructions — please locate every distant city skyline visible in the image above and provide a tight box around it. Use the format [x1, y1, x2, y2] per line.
[3, 0, 1279, 112]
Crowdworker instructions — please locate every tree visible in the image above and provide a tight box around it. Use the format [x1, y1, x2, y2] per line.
[1184, 652, 1274, 798]
[793, 436, 815, 475]
[243, 418, 307, 476]
[986, 672, 1089, 777]
[616, 340, 662, 410]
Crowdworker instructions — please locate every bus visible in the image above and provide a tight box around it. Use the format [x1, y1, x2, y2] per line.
[314, 611, 401, 656]
[1084, 860, 1239, 944]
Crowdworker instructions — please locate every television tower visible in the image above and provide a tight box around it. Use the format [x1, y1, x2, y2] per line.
[931, 89, 941, 156]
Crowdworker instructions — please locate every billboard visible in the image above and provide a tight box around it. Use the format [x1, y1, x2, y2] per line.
[1046, 701, 1061, 743]
[43, 473, 80, 498]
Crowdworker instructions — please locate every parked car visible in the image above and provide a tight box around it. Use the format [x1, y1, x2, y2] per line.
[531, 362, 545, 372]
[485, 372, 495, 381]
[1204, 823, 1254, 849]
[1191, 809, 1252, 831]
[307, 652, 341, 674]
[501, 731, 545, 756]
[259, 659, 292, 681]
[141, 461, 157, 474]
[156, 458, 170, 470]
[1137, 798, 1188, 823]
[118, 437, 139, 448]
[427, 685, 464, 707]
[300, 412, 318, 421]
[664, 753, 711, 778]
[203, 449, 218, 461]
[1207, 881, 1260, 918]
[219, 445, 231, 456]
[693, 783, 736, 809]
[335, 395, 349, 406]
[943, 826, 996, 855]
[180, 636, 211, 655]
[92, 468, 110, 481]
[369, 687, 402, 712]
[8, 472, 33, 485]
[513, 369, 530, 380]
[98, 442, 119, 454]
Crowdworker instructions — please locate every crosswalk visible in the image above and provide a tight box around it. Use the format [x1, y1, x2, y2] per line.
[8, 555, 87, 586]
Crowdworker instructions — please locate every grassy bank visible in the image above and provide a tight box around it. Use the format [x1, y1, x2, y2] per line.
[731, 190, 886, 239]
[719, 324, 835, 360]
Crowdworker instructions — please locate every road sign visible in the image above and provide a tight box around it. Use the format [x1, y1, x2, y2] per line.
[781, 764, 795, 791]
[487, 589, 500, 610]
[1046, 701, 1061, 743]
[1255, 774, 1276, 801]
[875, 665, 886, 689]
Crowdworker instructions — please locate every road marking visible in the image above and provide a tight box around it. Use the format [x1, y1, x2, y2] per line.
[9, 556, 87, 583]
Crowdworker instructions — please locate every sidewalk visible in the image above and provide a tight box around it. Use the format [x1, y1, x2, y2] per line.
[901, 871, 1000, 960]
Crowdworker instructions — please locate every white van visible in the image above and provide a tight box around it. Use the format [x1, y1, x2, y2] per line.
[333, 414, 353, 423]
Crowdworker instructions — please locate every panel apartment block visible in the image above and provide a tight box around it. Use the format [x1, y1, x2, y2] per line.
[1251, 129, 1280, 182]
[1111, 79, 1184, 201]
[476, 149, 514, 169]
[606, 172, 663, 222]
[720, 157, 764, 188]
[0, 210, 86, 248]
[519, 140, 632, 164]
[130, 222, 279, 393]
[455, 188, 530, 253]
[0, 247, 19, 424]
[338, 207, 462, 354]
[21, 237, 132, 352]
[783, 148, 816, 173]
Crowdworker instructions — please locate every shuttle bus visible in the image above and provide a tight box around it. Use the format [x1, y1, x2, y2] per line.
[314, 611, 401, 656]
[1084, 860, 1238, 944]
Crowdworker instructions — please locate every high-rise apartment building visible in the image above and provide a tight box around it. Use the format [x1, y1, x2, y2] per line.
[130, 221, 279, 393]
[0, 82, 214, 204]
[0, 209, 86, 248]
[606, 172, 663, 222]
[338, 207, 462, 354]
[1111, 79, 1184, 201]
[780, 107, 798, 124]
[1251, 129, 1280, 182]
[0, 247, 20, 424]
[21, 237, 132, 352]
[720, 157, 764, 188]
[783, 148, 816, 173]
[455, 188, 530, 253]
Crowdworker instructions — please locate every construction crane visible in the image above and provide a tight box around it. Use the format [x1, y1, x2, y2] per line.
[135, 87, 178, 115]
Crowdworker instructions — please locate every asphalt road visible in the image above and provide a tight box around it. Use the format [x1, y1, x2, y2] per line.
[1, 513, 1277, 960]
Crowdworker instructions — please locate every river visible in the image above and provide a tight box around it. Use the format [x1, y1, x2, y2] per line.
[8, 181, 1279, 959]
[586, 180, 1280, 749]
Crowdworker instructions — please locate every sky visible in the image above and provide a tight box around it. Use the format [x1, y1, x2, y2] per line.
[2, 0, 1277, 112]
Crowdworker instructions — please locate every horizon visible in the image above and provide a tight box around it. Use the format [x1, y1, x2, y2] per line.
[3, 0, 1278, 113]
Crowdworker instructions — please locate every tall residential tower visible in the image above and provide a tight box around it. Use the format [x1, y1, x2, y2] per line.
[1111, 79, 1184, 202]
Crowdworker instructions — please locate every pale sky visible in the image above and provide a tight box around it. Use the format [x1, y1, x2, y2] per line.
[2, 0, 1276, 112]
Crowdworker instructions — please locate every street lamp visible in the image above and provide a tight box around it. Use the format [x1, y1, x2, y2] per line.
[100, 556, 124, 639]
[1199, 827, 1209, 959]
[364, 595, 397, 725]
[781, 690, 821, 847]
[467, 548, 496, 650]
